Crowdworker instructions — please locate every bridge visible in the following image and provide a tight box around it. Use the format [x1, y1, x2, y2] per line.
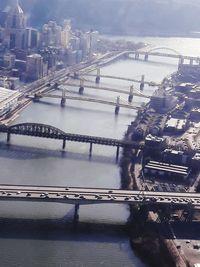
[78, 73, 159, 87]
[60, 81, 150, 102]
[0, 184, 199, 222]
[121, 47, 200, 65]
[28, 90, 141, 115]
[0, 123, 141, 160]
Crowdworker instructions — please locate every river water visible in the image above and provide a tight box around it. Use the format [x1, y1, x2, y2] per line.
[0, 36, 198, 267]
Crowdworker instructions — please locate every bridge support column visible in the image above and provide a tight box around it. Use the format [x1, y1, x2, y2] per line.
[73, 204, 79, 225]
[140, 75, 145, 91]
[33, 94, 40, 102]
[79, 79, 84, 95]
[96, 68, 100, 84]
[62, 138, 66, 150]
[144, 53, 149, 61]
[178, 57, 184, 65]
[73, 72, 79, 79]
[116, 145, 120, 162]
[128, 85, 134, 103]
[115, 96, 120, 115]
[190, 58, 193, 65]
[54, 82, 59, 90]
[7, 132, 10, 143]
[61, 89, 66, 107]
[135, 53, 139, 60]
[89, 142, 93, 158]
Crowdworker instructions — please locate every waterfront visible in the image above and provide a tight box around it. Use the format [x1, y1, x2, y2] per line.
[0, 37, 193, 266]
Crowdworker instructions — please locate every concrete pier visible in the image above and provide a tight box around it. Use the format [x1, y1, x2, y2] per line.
[33, 94, 40, 102]
[140, 75, 145, 91]
[115, 96, 120, 115]
[62, 138, 66, 150]
[116, 145, 120, 161]
[79, 79, 84, 95]
[73, 204, 80, 225]
[89, 142, 93, 158]
[144, 53, 149, 61]
[61, 90, 66, 107]
[96, 68, 100, 84]
[128, 85, 134, 103]
[7, 132, 10, 143]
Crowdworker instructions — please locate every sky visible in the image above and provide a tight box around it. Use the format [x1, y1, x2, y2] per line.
[1, 0, 200, 36]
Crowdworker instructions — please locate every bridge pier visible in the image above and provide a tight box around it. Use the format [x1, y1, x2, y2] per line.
[190, 58, 193, 65]
[96, 68, 100, 84]
[116, 145, 120, 162]
[179, 57, 184, 65]
[144, 53, 149, 61]
[128, 85, 134, 103]
[73, 204, 79, 225]
[135, 53, 139, 60]
[7, 132, 10, 143]
[73, 72, 79, 79]
[62, 138, 66, 150]
[140, 75, 145, 91]
[79, 79, 84, 95]
[115, 96, 120, 115]
[33, 94, 40, 102]
[61, 89, 66, 107]
[89, 142, 93, 158]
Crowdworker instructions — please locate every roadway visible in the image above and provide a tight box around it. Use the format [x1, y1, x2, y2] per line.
[61, 83, 150, 99]
[0, 185, 200, 208]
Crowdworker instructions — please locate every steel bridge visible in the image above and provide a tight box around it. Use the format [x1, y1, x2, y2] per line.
[61, 82, 150, 99]
[28, 91, 141, 114]
[0, 123, 141, 160]
[79, 73, 159, 87]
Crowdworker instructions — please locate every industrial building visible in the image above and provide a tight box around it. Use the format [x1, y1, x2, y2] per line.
[144, 161, 190, 180]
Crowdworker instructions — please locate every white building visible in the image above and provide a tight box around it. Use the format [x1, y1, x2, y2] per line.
[0, 87, 21, 117]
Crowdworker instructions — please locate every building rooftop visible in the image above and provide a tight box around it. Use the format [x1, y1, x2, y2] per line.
[0, 87, 20, 109]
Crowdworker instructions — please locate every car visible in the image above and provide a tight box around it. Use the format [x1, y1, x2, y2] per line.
[26, 192, 31, 197]
[7, 193, 12, 196]
[74, 194, 80, 198]
[63, 195, 69, 199]
[56, 193, 61, 197]
[108, 190, 113, 194]
[186, 240, 191, 244]
[124, 197, 130, 201]
[16, 191, 21, 195]
[79, 195, 85, 199]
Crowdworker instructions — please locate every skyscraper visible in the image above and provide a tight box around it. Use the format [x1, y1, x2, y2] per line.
[5, 0, 26, 49]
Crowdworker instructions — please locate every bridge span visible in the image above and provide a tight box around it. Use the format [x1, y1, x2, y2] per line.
[0, 123, 141, 160]
[79, 73, 159, 87]
[0, 184, 199, 209]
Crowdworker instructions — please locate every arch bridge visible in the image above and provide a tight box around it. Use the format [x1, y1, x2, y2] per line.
[0, 123, 142, 161]
[122, 47, 200, 64]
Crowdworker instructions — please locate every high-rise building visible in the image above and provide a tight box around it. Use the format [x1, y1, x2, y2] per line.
[25, 28, 39, 49]
[61, 20, 71, 49]
[26, 54, 44, 81]
[41, 21, 62, 47]
[4, 0, 26, 49]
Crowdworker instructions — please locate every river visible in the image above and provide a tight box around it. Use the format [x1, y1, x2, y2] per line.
[0, 36, 198, 267]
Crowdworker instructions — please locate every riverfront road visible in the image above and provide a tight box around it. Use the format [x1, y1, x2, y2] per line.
[0, 184, 200, 209]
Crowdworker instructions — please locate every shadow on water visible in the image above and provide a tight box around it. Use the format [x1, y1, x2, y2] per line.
[0, 142, 117, 164]
[35, 100, 137, 118]
[0, 216, 128, 242]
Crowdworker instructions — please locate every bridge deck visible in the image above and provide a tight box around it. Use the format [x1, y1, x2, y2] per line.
[62, 83, 150, 99]
[0, 184, 199, 208]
